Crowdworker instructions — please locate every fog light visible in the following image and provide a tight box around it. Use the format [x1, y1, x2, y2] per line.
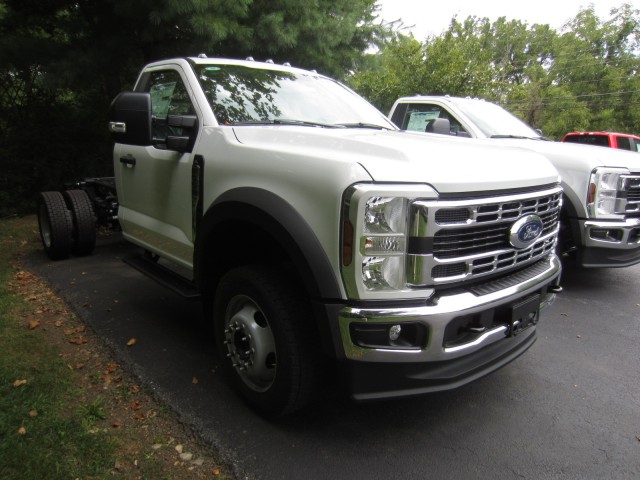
[349, 322, 427, 350]
[590, 228, 623, 242]
[389, 325, 401, 341]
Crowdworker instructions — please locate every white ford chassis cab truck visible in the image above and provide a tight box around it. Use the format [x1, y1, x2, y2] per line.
[38, 57, 563, 417]
[389, 96, 640, 268]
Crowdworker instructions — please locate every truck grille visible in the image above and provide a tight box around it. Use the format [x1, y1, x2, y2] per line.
[407, 187, 562, 287]
[621, 175, 640, 217]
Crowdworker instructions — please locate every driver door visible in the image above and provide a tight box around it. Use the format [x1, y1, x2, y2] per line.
[115, 67, 199, 267]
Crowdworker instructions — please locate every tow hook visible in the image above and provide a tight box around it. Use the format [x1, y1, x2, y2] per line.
[548, 284, 563, 294]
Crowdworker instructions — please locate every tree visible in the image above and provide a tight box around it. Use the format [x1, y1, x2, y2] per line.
[0, 0, 390, 215]
[348, 3, 640, 139]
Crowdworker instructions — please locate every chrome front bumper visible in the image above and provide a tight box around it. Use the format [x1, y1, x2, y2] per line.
[338, 255, 561, 364]
[578, 218, 640, 267]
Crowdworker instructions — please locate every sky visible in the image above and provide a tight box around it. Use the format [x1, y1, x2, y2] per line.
[374, 0, 640, 40]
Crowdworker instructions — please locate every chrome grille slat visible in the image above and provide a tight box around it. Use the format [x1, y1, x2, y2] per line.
[407, 186, 562, 287]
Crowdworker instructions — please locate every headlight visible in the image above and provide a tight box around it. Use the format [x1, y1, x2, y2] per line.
[587, 167, 629, 219]
[341, 184, 438, 300]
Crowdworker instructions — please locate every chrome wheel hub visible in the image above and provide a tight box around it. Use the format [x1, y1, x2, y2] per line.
[223, 295, 277, 392]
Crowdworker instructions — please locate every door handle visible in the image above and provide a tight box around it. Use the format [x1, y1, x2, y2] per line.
[120, 154, 136, 167]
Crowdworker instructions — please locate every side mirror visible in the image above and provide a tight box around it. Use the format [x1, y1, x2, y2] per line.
[108, 92, 152, 146]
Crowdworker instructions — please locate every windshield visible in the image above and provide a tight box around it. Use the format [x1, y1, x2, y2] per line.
[194, 64, 395, 129]
[451, 98, 541, 138]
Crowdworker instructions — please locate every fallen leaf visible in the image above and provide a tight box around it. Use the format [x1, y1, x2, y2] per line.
[28, 410, 38, 418]
[211, 468, 221, 475]
[112, 420, 122, 428]
[28, 320, 40, 330]
[151, 443, 163, 450]
[134, 412, 146, 421]
[192, 377, 199, 384]
[54, 320, 64, 327]
[179, 452, 193, 461]
[127, 338, 137, 347]
[13, 379, 27, 388]
[130, 400, 142, 411]
[105, 363, 119, 373]
[69, 336, 87, 345]
[175, 444, 184, 454]
[130, 385, 141, 394]
[18, 427, 26, 436]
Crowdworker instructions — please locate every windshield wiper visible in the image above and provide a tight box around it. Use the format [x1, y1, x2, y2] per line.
[335, 122, 393, 130]
[490, 134, 553, 141]
[230, 119, 344, 128]
[490, 134, 534, 139]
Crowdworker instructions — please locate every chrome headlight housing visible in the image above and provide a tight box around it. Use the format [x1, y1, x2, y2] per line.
[341, 183, 438, 300]
[587, 167, 629, 219]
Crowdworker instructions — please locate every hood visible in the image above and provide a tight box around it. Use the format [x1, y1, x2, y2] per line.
[494, 137, 640, 174]
[232, 127, 560, 194]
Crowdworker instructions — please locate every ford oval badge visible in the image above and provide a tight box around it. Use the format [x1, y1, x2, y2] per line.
[509, 215, 544, 249]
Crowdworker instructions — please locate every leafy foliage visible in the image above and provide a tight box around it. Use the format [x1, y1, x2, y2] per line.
[349, 3, 640, 139]
[0, 0, 388, 215]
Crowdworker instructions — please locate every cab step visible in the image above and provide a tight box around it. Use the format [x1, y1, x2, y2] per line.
[124, 253, 201, 299]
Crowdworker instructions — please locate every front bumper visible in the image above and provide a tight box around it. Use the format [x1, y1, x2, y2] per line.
[576, 217, 640, 267]
[333, 255, 561, 401]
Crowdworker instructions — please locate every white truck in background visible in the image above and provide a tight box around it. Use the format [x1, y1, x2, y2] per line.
[389, 96, 640, 268]
[38, 58, 563, 417]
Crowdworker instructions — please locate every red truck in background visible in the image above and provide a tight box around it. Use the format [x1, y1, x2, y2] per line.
[562, 131, 640, 152]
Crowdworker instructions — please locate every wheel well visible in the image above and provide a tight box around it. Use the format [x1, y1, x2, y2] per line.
[559, 194, 581, 253]
[200, 218, 295, 295]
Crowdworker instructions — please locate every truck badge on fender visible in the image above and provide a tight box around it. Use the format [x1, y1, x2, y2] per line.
[509, 215, 544, 249]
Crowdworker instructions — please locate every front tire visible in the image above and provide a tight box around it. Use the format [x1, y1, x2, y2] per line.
[213, 265, 320, 417]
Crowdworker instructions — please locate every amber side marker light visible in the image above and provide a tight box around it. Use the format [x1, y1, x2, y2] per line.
[342, 220, 353, 266]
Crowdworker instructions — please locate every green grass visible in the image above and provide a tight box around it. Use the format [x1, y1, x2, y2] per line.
[0, 217, 117, 480]
[0, 216, 231, 480]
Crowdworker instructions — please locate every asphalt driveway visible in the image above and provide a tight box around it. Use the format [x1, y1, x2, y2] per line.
[27, 233, 640, 480]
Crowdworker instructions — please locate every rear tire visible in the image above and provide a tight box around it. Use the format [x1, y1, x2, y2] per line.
[37, 191, 73, 260]
[213, 265, 320, 417]
[64, 189, 96, 256]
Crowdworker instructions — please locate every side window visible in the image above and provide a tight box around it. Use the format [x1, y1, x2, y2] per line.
[616, 136, 632, 151]
[402, 104, 468, 136]
[145, 70, 195, 147]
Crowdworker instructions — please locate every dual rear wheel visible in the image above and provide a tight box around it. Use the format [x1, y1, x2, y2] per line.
[37, 189, 96, 260]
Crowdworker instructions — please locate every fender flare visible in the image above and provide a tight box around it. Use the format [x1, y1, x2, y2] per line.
[193, 187, 342, 300]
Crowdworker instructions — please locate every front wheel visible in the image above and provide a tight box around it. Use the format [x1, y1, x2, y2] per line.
[213, 265, 320, 417]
